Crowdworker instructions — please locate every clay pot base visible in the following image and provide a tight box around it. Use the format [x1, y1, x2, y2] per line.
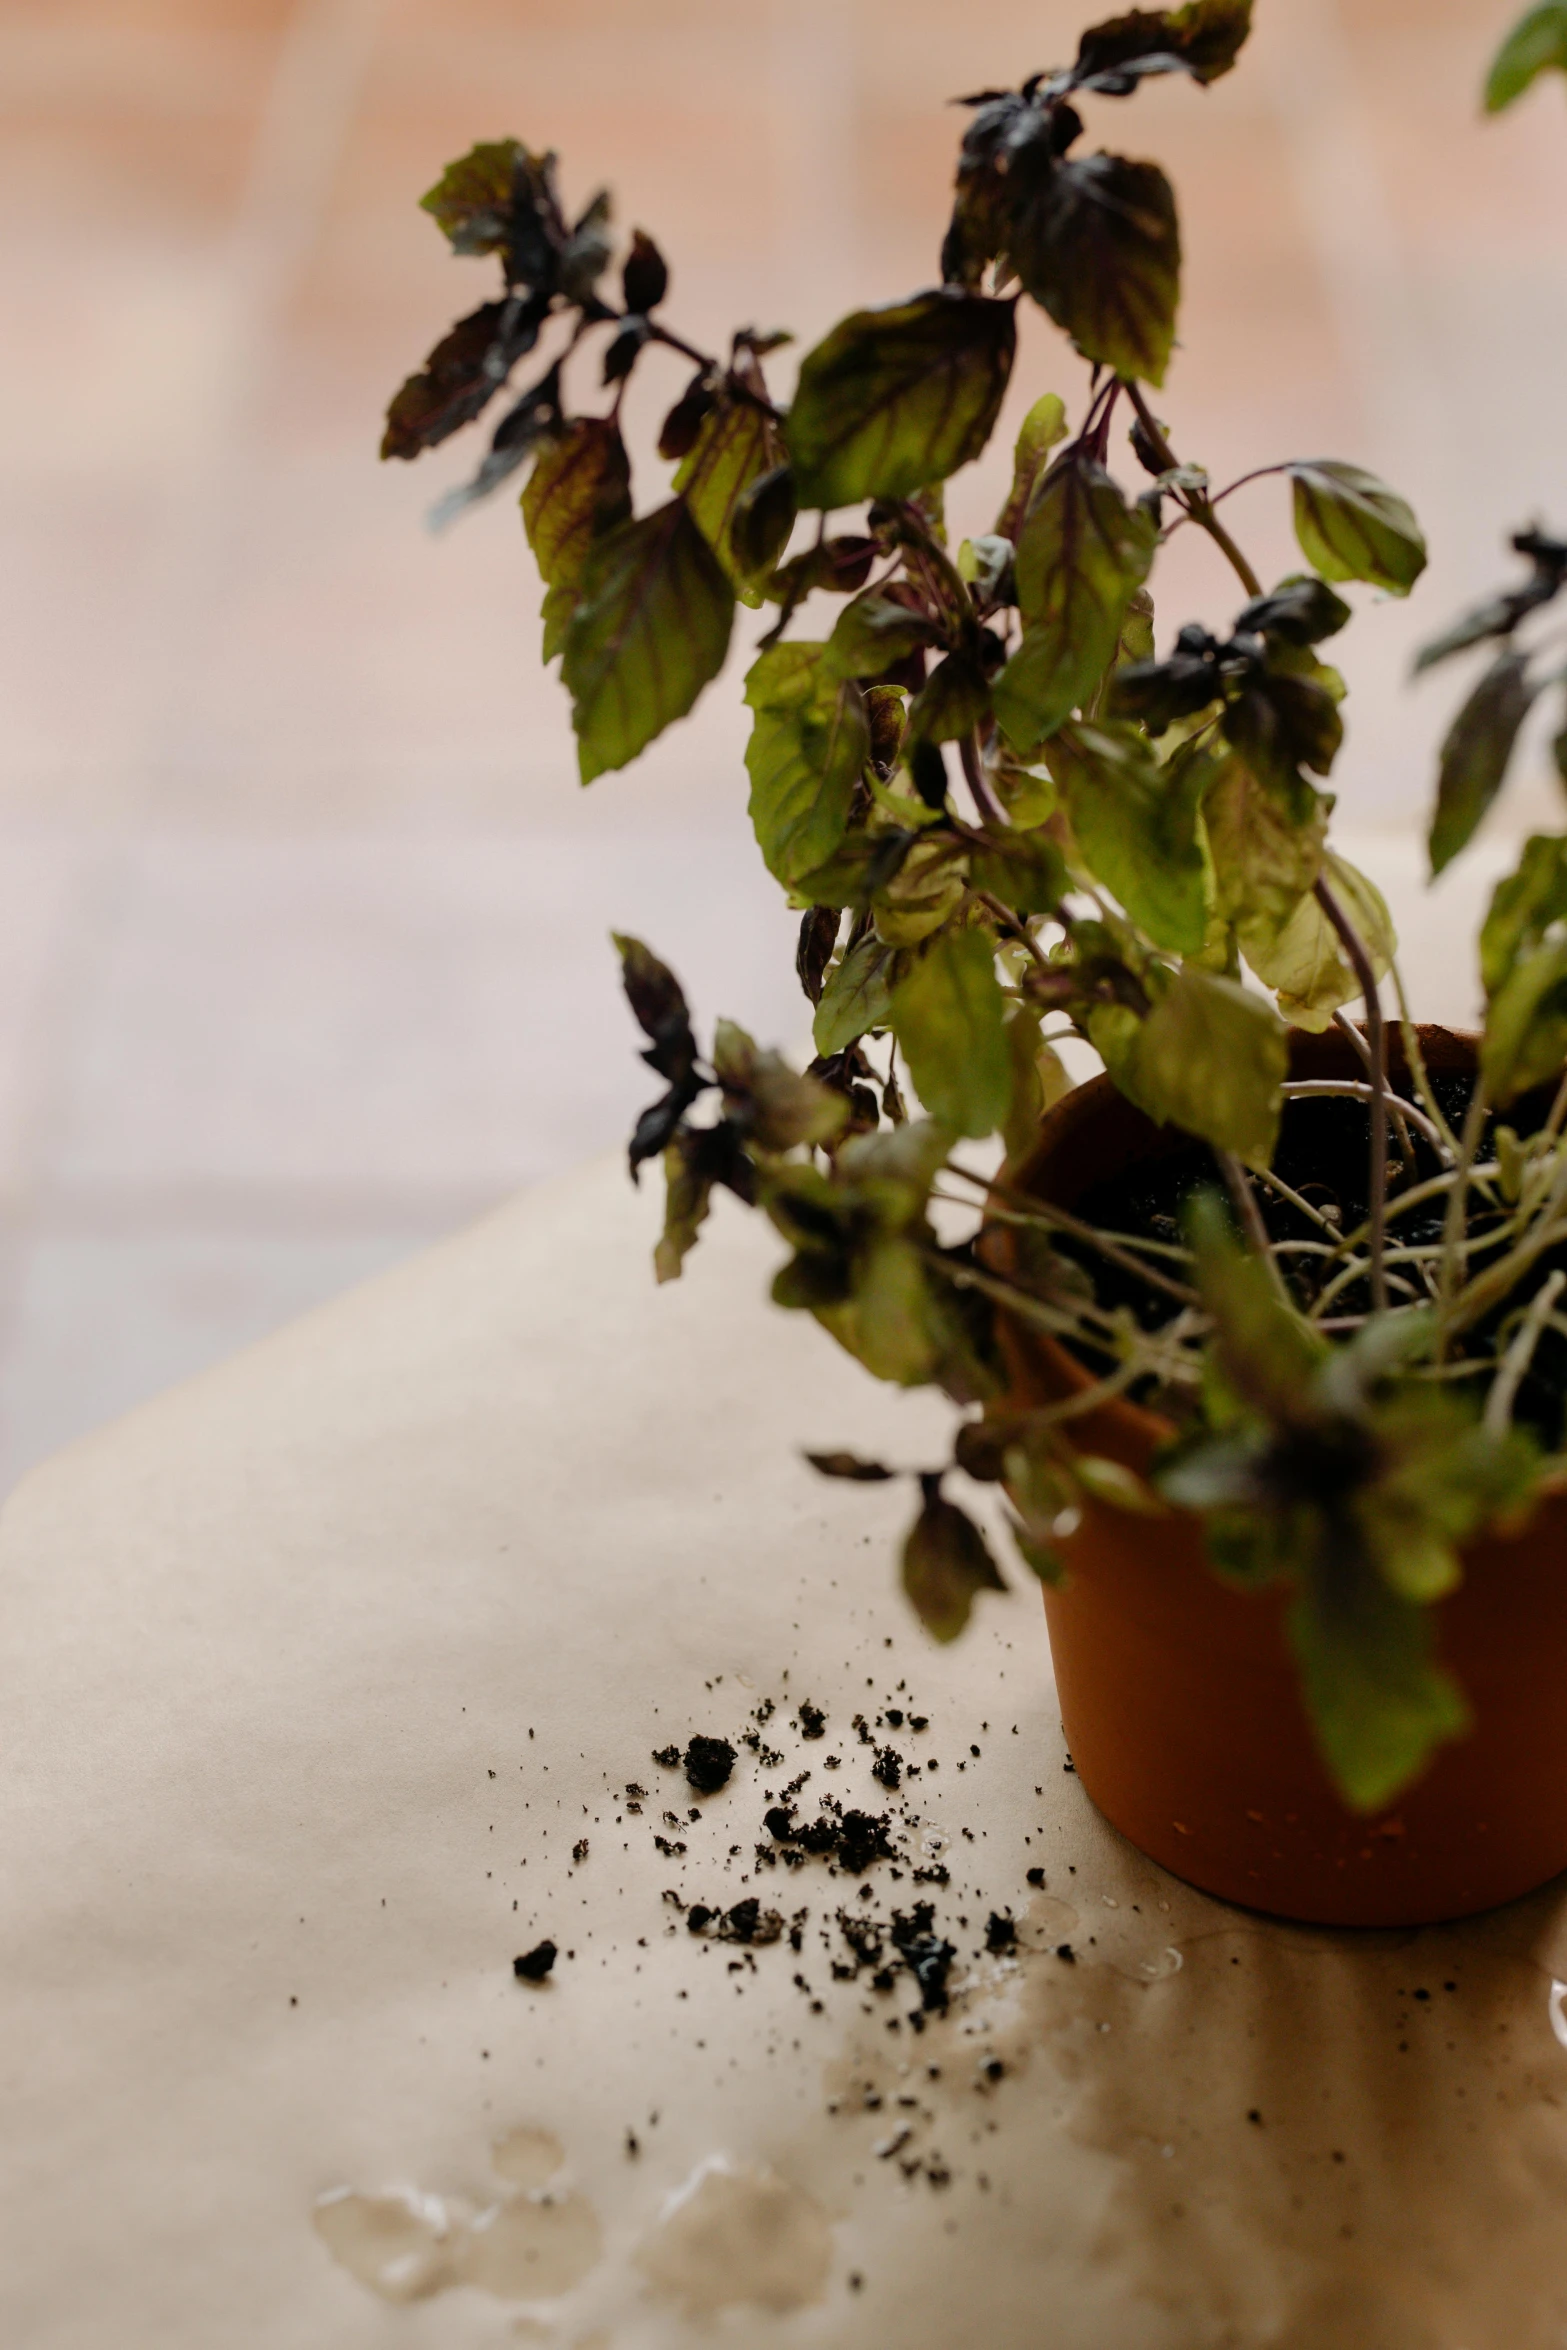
[1008, 1027, 1567, 1930]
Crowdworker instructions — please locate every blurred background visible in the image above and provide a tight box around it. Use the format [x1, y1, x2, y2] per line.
[0, 0, 1563, 1490]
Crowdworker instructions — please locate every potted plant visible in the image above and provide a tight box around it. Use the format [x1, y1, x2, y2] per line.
[382, 1, 1567, 1929]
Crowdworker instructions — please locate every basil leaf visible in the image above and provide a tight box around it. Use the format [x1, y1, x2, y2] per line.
[891, 926, 1012, 1140]
[562, 501, 735, 782]
[1287, 460, 1427, 597]
[745, 644, 871, 888]
[787, 290, 1017, 511]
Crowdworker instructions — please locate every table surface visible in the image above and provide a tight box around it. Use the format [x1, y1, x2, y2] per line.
[6, 1140, 1567, 2350]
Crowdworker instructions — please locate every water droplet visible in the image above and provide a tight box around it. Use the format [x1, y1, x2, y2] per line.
[313, 2186, 461, 2303]
[462, 2191, 601, 2300]
[636, 2155, 832, 2316]
[492, 2127, 565, 2191]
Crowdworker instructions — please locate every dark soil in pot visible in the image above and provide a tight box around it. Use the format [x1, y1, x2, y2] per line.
[995, 1026, 1567, 1929]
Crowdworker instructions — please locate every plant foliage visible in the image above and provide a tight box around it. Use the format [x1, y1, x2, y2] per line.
[384, 3, 1567, 1817]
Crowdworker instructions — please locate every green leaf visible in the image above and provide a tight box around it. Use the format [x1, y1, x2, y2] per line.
[521, 419, 632, 658]
[1203, 747, 1327, 948]
[891, 926, 1012, 1139]
[995, 391, 1068, 541]
[1011, 153, 1182, 386]
[562, 501, 734, 781]
[1049, 721, 1209, 953]
[1479, 833, 1567, 999]
[1428, 650, 1537, 877]
[786, 290, 1017, 511]
[1287, 461, 1427, 597]
[1288, 1559, 1469, 1814]
[993, 459, 1156, 751]
[968, 829, 1069, 915]
[1132, 967, 1288, 1169]
[906, 653, 991, 746]
[872, 837, 967, 947]
[824, 592, 943, 681]
[1481, 936, 1567, 1104]
[901, 1479, 1007, 1643]
[732, 465, 798, 577]
[1244, 852, 1395, 1032]
[1485, 4, 1567, 109]
[674, 396, 784, 605]
[744, 644, 871, 888]
[1001, 1005, 1072, 1165]
[813, 933, 901, 1056]
[1183, 1188, 1326, 1418]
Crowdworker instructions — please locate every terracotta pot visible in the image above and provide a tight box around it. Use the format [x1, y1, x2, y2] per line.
[997, 1024, 1567, 1927]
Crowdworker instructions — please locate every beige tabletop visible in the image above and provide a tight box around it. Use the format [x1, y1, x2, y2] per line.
[7, 1082, 1567, 2350]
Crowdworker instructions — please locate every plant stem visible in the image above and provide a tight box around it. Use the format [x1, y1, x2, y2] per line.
[1282, 1079, 1447, 1157]
[1216, 1149, 1288, 1292]
[1437, 1084, 1492, 1347]
[1332, 1011, 1417, 1169]
[1484, 1268, 1567, 1434]
[1312, 874, 1388, 1314]
[960, 732, 1005, 830]
[1123, 382, 1264, 599]
[945, 1157, 1201, 1307]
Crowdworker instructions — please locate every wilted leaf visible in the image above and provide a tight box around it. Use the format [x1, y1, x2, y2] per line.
[813, 932, 901, 1056]
[655, 1121, 754, 1283]
[1203, 747, 1327, 948]
[1236, 574, 1352, 647]
[420, 140, 526, 255]
[745, 644, 871, 887]
[787, 290, 1017, 511]
[621, 227, 668, 313]
[1288, 461, 1427, 597]
[1288, 1562, 1469, 1815]
[1485, 3, 1567, 110]
[675, 395, 784, 604]
[1132, 966, 1288, 1168]
[521, 417, 632, 657]
[1011, 153, 1181, 385]
[1222, 662, 1344, 795]
[1428, 650, 1537, 877]
[382, 299, 544, 460]
[1073, 0, 1255, 88]
[1049, 721, 1209, 953]
[614, 932, 708, 1175]
[901, 1477, 1007, 1642]
[712, 1017, 847, 1151]
[993, 458, 1156, 750]
[891, 926, 1012, 1139]
[806, 1450, 897, 1481]
[559, 189, 614, 303]
[1244, 853, 1395, 1032]
[563, 501, 735, 781]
